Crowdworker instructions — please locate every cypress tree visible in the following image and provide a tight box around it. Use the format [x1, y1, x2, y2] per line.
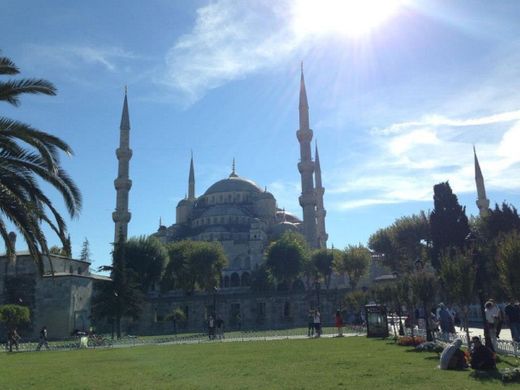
[429, 182, 470, 269]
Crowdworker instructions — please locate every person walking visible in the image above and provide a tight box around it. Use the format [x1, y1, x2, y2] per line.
[208, 315, 215, 340]
[313, 309, 321, 338]
[216, 317, 225, 340]
[504, 298, 520, 342]
[307, 310, 314, 337]
[36, 326, 50, 351]
[438, 303, 455, 337]
[7, 327, 20, 352]
[335, 310, 344, 337]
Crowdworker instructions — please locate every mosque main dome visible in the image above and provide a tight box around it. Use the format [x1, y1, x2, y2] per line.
[203, 174, 263, 195]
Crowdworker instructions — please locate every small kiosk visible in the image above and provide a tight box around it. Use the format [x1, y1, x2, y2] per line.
[365, 304, 389, 338]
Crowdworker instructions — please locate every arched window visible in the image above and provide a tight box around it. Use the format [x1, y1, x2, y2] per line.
[241, 272, 251, 286]
[230, 273, 240, 287]
[224, 276, 230, 288]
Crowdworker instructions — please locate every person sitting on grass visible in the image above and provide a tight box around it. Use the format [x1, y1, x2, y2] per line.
[470, 337, 496, 370]
[439, 338, 467, 370]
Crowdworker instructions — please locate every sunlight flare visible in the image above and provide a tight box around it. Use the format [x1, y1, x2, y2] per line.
[291, 0, 405, 38]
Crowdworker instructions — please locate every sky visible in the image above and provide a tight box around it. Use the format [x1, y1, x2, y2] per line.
[1, 0, 520, 270]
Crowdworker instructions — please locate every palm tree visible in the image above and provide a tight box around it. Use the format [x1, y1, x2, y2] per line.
[0, 52, 81, 273]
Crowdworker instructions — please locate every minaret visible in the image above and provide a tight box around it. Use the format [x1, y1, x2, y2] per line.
[188, 151, 195, 200]
[112, 88, 133, 242]
[296, 63, 318, 248]
[474, 146, 489, 217]
[314, 143, 328, 248]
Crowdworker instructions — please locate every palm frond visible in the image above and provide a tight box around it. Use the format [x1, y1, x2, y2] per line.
[0, 56, 19, 75]
[0, 79, 56, 106]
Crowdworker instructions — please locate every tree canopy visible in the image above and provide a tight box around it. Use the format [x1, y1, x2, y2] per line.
[124, 236, 168, 292]
[429, 182, 470, 269]
[334, 244, 370, 290]
[266, 231, 309, 288]
[161, 240, 227, 293]
[92, 235, 143, 338]
[368, 212, 430, 273]
[0, 304, 30, 328]
[79, 237, 91, 261]
[496, 230, 520, 299]
[0, 52, 81, 273]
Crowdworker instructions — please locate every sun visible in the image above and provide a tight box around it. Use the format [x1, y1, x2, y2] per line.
[291, 0, 404, 38]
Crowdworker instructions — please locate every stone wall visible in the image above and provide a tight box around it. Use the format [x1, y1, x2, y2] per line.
[132, 287, 350, 335]
[0, 253, 109, 340]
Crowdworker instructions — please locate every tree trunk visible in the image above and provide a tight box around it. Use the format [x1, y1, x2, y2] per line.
[116, 316, 122, 339]
[424, 304, 433, 341]
[463, 307, 471, 347]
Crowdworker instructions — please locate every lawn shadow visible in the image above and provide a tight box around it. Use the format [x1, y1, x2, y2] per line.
[469, 369, 502, 382]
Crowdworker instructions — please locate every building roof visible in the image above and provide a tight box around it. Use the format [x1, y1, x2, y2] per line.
[204, 175, 263, 195]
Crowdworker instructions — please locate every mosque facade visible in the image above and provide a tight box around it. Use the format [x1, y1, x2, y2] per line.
[113, 68, 329, 290]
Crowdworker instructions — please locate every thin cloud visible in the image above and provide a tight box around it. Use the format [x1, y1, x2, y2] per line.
[162, 0, 299, 103]
[374, 109, 520, 136]
[326, 109, 520, 211]
[26, 44, 138, 72]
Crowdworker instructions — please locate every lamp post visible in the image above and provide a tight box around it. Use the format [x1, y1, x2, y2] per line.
[213, 286, 218, 317]
[465, 232, 492, 350]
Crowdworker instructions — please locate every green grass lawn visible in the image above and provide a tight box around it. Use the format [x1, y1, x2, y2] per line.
[0, 337, 518, 389]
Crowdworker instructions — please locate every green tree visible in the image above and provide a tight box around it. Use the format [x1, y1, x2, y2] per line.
[482, 202, 520, 239]
[124, 236, 168, 292]
[0, 53, 82, 273]
[395, 275, 418, 338]
[161, 241, 194, 293]
[266, 231, 309, 289]
[368, 213, 430, 273]
[250, 264, 275, 292]
[429, 182, 470, 269]
[334, 244, 370, 290]
[409, 270, 438, 341]
[496, 230, 520, 299]
[165, 307, 187, 334]
[79, 237, 91, 261]
[48, 235, 71, 257]
[190, 241, 227, 291]
[0, 304, 30, 329]
[91, 235, 143, 338]
[438, 248, 476, 344]
[344, 290, 368, 323]
[161, 240, 227, 294]
[310, 248, 337, 289]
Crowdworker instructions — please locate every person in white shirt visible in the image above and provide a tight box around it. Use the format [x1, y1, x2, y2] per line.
[484, 300, 499, 351]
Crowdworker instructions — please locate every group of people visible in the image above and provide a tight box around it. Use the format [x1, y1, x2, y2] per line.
[207, 315, 225, 340]
[426, 298, 520, 348]
[6, 325, 49, 352]
[440, 336, 496, 371]
[485, 298, 520, 351]
[307, 309, 322, 338]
